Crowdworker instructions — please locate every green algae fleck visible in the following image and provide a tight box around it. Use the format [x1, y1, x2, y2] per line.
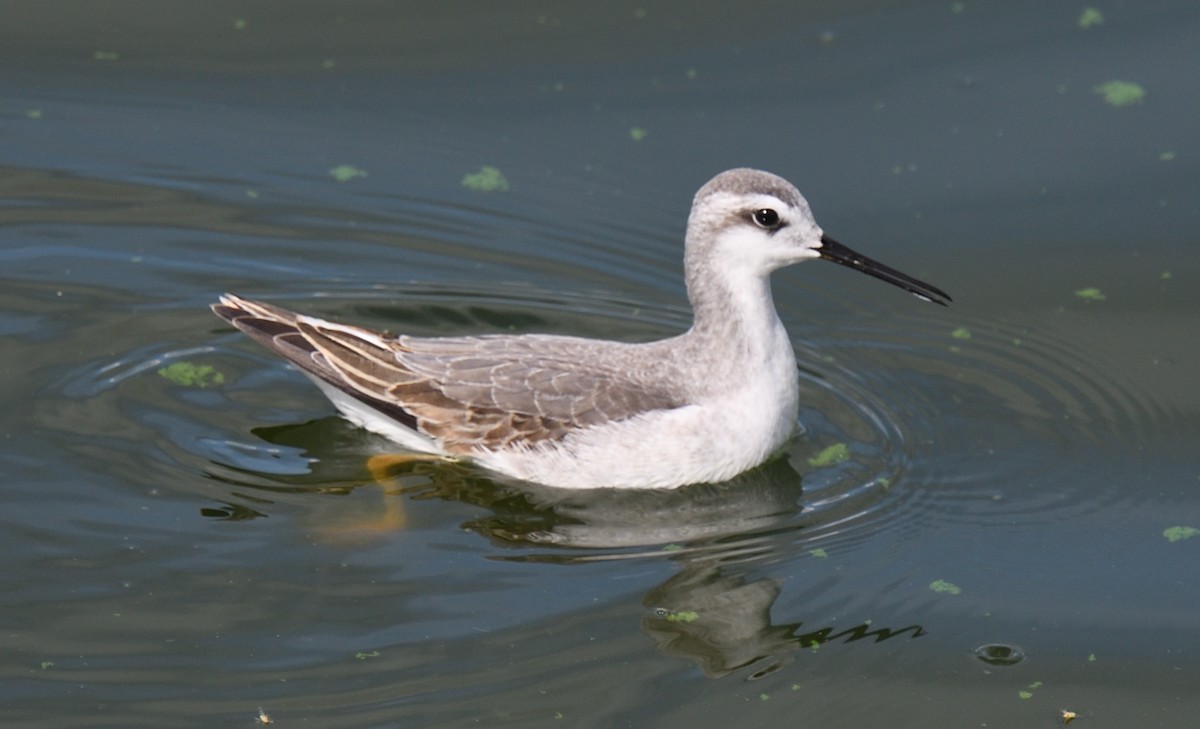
[462, 166, 509, 192]
[664, 610, 699, 623]
[158, 362, 225, 388]
[929, 579, 962, 595]
[807, 442, 850, 467]
[1163, 526, 1199, 543]
[1093, 80, 1145, 107]
[1078, 8, 1104, 29]
[329, 165, 368, 182]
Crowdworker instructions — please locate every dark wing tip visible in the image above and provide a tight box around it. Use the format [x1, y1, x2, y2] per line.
[211, 302, 241, 323]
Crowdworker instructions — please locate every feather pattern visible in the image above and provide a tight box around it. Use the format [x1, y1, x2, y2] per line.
[214, 294, 686, 454]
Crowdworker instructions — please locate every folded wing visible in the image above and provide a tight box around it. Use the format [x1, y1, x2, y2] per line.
[213, 294, 682, 452]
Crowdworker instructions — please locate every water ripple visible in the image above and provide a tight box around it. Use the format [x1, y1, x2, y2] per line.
[46, 285, 1175, 568]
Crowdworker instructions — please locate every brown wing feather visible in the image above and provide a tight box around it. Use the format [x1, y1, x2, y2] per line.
[212, 295, 423, 431]
[214, 295, 684, 452]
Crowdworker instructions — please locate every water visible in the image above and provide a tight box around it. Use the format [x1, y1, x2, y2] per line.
[3, 1, 1199, 726]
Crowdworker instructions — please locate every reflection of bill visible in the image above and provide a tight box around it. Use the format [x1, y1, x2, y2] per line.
[642, 564, 925, 678]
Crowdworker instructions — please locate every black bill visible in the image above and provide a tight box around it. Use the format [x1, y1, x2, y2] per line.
[817, 235, 951, 306]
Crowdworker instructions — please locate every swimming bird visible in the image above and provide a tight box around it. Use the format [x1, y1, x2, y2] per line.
[212, 168, 949, 490]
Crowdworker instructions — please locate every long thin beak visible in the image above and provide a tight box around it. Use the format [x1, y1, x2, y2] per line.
[817, 235, 951, 306]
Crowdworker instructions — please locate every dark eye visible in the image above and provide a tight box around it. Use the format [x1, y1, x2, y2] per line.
[751, 208, 781, 229]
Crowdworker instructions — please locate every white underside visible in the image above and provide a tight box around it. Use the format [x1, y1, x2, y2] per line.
[473, 386, 799, 489]
[308, 377, 444, 455]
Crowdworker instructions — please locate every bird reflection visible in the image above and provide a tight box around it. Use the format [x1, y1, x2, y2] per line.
[211, 417, 926, 677]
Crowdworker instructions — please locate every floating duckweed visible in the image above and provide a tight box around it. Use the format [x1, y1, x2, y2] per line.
[1159, 151, 1176, 162]
[26, 109, 43, 119]
[94, 50, 119, 61]
[663, 610, 699, 623]
[1019, 681, 1044, 700]
[355, 650, 381, 660]
[929, 579, 962, 595]
[807, 442, 849, 467]
[1093, 80, 1145, 107]
[1078, 7, 1104, 28]
[629, 127, 648, 142]
[462, 166, 509, 192]
[233, 18, 247, 30]
[951, 326, 971, 339]
[329, 165, 367, 182]
[1163, 526, 1199, 543]
[1074, 287, 1106, 301]
[158, 362, 225, 388]
[808, 548, 828, 558]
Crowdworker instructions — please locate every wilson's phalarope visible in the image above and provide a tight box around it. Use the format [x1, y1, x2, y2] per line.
[213, 168, 949, 490]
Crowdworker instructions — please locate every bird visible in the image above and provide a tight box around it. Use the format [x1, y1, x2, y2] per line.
[212, 168, 949, 490]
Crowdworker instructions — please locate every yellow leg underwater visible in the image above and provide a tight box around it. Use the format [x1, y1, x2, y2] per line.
[365, 453, 454, 482]
[313, 453, 452, 544]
